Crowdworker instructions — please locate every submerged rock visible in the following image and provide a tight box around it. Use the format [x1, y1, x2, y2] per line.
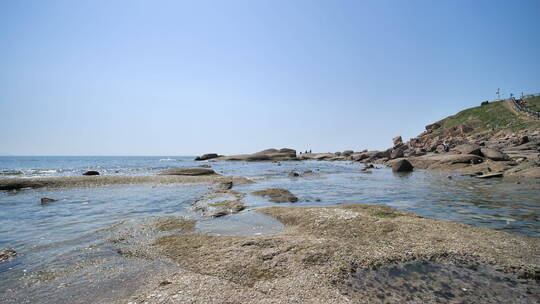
[251, 188, 299, 203]
[83, 170, 100, 176]
[0, 247, 16, 263]
[217, 181, 233, 190]
[158, 168, 216, 176]
[392, 159, 414, 172]
[288, 171, 300, 177]
[40, 197, 58, 204]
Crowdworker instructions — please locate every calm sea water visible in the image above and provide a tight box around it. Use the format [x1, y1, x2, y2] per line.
[0, 156, 539, 303]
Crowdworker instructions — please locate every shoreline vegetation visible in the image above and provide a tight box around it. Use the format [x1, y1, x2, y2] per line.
[1, 97, 539, 303]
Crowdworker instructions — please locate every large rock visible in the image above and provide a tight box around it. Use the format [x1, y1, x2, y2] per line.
[454, 144, 482, 156]
[158, 168, 217, 176]
[0, 248, 16, 263]
[342, 150, 354, 156]
[392, 136, 403, 147]
[481, 148, 509, 161]
[195, 153, 219, 161]
[390, 147, 405, 159]
[251, 188, 299, 203]
[392, 159, 414, 172]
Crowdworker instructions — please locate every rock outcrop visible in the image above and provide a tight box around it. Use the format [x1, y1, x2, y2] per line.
[212, 148, 297, 162]
[195, 153, 220, 161]
[251, 188, 299, 203]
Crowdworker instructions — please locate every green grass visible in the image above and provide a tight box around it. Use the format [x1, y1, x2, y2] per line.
[523, 95, 540, 112]
[434, 100, 540, 133]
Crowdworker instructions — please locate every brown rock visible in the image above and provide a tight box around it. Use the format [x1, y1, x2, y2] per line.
[454, 144, 482, 156]
[481, 148, 509, 161]
[251, 188, 299, 203]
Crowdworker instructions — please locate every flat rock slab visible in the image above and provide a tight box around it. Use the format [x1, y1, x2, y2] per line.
[251, 188, 299, 203]
[0, 175, 252, 190]
[158, 168, 217, 176]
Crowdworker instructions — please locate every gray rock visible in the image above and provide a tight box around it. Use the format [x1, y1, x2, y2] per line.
[390, 148, 404, 159]
[392, 159, 414, 172]
[454, 144, 482, 156]
[342, 150, 354, 156]
[393, 136, 403, 147]
[288, 171, 300, 177]
[481, 148, 509, 161]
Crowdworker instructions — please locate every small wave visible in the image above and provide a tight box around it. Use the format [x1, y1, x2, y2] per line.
[159, 158, 180, 162]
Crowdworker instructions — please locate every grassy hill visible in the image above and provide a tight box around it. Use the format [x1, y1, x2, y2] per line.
[523, 95, 540, 112]
[432, 100, 540, 135]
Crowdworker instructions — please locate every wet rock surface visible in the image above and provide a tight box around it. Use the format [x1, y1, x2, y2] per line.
[126, 204, 540, 304]
[0, 248, 16, 263]
[251, 188, 299, 203]
[344, 261, 540, 303]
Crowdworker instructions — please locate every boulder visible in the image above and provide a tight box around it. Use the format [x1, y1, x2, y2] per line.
[481, 148, 509, 161]
[83, 171, 99, 176]
[436, 144, 448, 154]
[392, 159, 414, 172]
[342, 150, 354, 156]
[195, 153, 219, 161]
[392, 136, 403, 147]
[454, 144, 482, 156]
[158, 168, 216, 176]
[351, 153, 369, 162]
[40, 197, 58, 204]
[251, 188, 299, 203]
[0, 248, 16, 263]
[390, 147, 405, 159]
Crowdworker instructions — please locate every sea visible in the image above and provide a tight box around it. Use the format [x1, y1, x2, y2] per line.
[0, 156, 538, 303]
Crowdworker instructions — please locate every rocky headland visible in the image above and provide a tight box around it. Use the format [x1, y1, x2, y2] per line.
[193, 97, 540, 180]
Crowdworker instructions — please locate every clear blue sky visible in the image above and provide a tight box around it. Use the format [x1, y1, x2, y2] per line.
[1, 0, 539, 156]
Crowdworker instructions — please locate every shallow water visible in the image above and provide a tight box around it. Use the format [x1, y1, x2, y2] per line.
[0, 156, 539, 303]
